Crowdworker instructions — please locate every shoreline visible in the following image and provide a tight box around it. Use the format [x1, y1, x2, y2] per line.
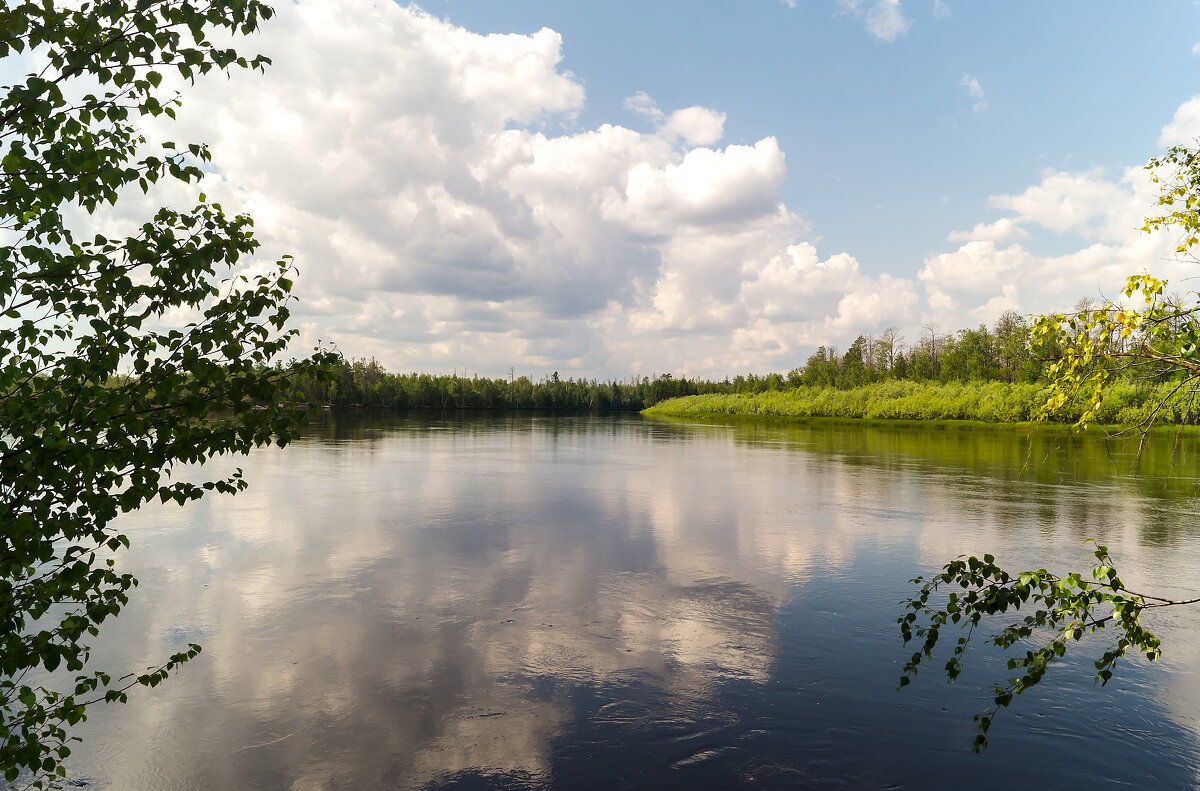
[638, 381, 1200, 431]
[641, 408, 1200, 436]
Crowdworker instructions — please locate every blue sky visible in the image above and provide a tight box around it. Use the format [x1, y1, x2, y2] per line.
[117, 0, 1200, 377]
[434, 1, 1200, 268]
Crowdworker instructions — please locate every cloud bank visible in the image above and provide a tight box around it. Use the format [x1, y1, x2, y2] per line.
[96, 0, 1196, 377]
[133, 0, 918, 377]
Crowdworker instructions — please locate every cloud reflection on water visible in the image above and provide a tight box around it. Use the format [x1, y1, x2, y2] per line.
[69, 414, 1200, 789]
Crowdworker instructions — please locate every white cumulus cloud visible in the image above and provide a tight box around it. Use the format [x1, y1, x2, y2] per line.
[987, 167, 1154, 242]
[946, 217, 1029, 243]
[663, 106, 727, 147]
[624, 91, 664, 123]
[1159, 95, 1200, 147]
[624, 92, 726, 146]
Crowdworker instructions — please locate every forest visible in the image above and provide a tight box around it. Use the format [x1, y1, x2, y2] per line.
[281, 309, 1047, 412]
[283, 304, 1200, 425]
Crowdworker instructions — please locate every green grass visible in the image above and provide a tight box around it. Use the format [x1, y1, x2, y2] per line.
[642, 380, 1200, 426]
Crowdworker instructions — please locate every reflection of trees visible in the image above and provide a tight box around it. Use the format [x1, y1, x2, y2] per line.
[722, 419, 1200, 541]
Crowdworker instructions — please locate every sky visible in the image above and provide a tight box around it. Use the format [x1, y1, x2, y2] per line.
[99, 1, 1200, 378]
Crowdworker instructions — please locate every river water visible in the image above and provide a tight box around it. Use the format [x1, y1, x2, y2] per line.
[68, 412, 1200, 789]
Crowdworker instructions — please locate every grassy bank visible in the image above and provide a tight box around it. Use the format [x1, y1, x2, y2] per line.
[641, 380, 1200, 426]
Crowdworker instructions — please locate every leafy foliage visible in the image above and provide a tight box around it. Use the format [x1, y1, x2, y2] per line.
[1033, 272, 1200, 430]
[898, 144, 1200, 750]
[898, 544, 1195, 751]
[1032, 146, 1200, 431]
[0, 2, 334, 787]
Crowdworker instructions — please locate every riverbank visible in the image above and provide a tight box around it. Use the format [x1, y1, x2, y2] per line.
[641, 380, 1199, 427]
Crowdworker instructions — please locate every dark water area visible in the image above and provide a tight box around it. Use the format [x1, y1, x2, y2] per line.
[68, 412, 1200, 789]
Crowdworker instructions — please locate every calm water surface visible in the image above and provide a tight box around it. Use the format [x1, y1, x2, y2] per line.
[69, 412, 1200, 789]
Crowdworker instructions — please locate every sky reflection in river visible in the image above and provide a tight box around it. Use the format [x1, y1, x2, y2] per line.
[69, 413, 1200, 789]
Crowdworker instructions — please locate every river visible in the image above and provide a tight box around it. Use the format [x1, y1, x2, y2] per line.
[67, 412, 1200, 789]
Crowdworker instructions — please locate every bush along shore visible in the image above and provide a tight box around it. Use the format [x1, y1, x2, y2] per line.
[641, 380, 1200, 426]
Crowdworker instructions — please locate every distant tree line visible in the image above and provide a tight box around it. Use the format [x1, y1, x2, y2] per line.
[279, 363, 737, 411]
[794, 310, 1043, 389]
[281, 310, 1063, 411]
